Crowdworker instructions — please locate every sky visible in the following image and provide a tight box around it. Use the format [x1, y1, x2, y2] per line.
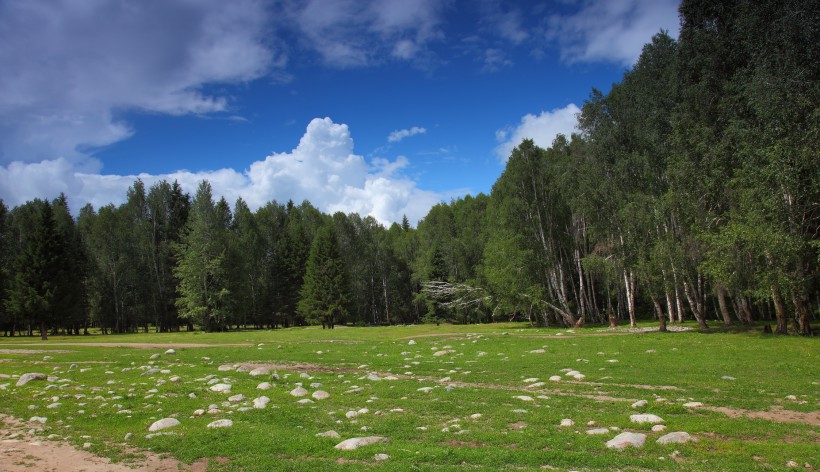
[0, 0, 681, 226]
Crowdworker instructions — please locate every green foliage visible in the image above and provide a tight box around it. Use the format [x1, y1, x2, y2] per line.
[297, 225, 350, 328]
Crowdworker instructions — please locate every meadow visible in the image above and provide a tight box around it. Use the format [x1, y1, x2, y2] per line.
[0, 323, 817, 471]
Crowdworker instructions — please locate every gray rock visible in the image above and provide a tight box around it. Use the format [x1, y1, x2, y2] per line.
[631, 400, 648, 408]
[656, 432, 694, 444]
[334, 436, 389, 450]
[217, 364, 236, 372]
[207, 419, 233, 428]
[209, 383, 232, 393]
[586, 428, 610, 435]
[148, 418, 180, 432]
[606, 432, 646, 449]
[164, 349, 175, 355]
[629, 414, 664, 424]
[29, 416, 47, 423]
[559, 419, 575, 427]
[227, 394, 245, 402]
[316, 430, 341, 438]
[257, 382, 272, 390]
[682, 402, 703, 408]
[249, 367, 270, 376]
[408, 340, 417, 345]
[124, 433, 133, 440]
[312, 390, 330, 400]
[290, 386, 308, 397]
[149, 354, 161, 360]
[651, 424, 667, 432]
[16, 373, 47, 387]
[513, 395, 534, 402]
[253, 396, 270, 409]
[374, 454, 390, 461]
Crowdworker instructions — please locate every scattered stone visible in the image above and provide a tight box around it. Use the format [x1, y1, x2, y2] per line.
[249, 367, 271, 377]
[631, 400, 648, 408]
[586, 428, 609, 435]
[218, 365, 236, 372]
[529, 349, 546, 354]
[417, 387, 434, 393]
[16, 373, 47, 387]
[346, 410, 359, 419]
[296, 399, 314, 405]
[228, 394, 245, 402]
[145, 432, 177, 439]
[253, 396, 270, 409]
[433, 350, 455, 357]
[630, 414, 664, 424]
[193, 409, 206, 416]
[513, 395, 534, 402]
[606, 432, 647, 449]
[549, 376, 561, 382]
[124, 433, 133, 441]
[785, 395, 797, 401]
[682, 402, 703, 408]
[46, 403, 61, 409]
[559, 419, 575, 427]
[523, 378, 539, 383]
[169, 376, 181, 383]
[565, 370, 581, 377]
[83, 442, 92, 449]
[236, 366, 252, 373]
[334, 436, 389, 451]
[572, 373, 586, 380]
[316, 430, 341, 438]
[786, 461, 799, 468]
[651, 424, 667, 432]
[656, 432, 695, 444]
[290, 386, 308, 397]
[29, 416, 47, 424]
[366, 373, 382, 381]
[408, 340, 417, 345]
[148, 418, 180, 432]
[721, 376, 736, 381]
[207, 419, 233, 428]
[209, 383, 232, 393]
[165, 349, 175, 355]
[257, 382, 272, 390]
[374, 454, 390, 461]
[470, 413, 482, 419]
[150, 354, 161, 360]
[645, 349, 656, 353]
[312, 390, 330, 400]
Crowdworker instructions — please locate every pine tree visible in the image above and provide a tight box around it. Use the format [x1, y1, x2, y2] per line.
[297, 226, 349, 329]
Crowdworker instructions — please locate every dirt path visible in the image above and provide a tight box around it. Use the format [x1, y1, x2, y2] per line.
[0, 342, 253, 349]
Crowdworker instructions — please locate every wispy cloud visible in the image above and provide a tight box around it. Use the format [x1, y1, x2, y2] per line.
[388, 126, 427, 143]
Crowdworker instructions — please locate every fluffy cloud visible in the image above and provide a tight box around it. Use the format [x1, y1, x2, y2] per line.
[285, 0, 446, 67]
[0, 0, 277, 167]
[546, 0, 680, 65]
[388, 126, 427, 143]
[495, 104, 580, 161]
[0, 118, 441, 226]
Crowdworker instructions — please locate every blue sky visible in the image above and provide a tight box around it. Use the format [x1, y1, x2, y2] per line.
[0, 0, 680, 225]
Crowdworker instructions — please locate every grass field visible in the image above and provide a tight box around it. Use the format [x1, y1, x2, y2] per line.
[0, 323, 817, 471]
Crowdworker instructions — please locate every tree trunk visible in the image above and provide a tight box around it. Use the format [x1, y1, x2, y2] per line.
[652, 297, 667, 332]
[771, 286, 788, 334]
[40, 321, 48, 341]
[683, 280, 708, 329]
[792, 292, 811, 336]
[623, 269, 636, 328]
[716, 285, 733, 326]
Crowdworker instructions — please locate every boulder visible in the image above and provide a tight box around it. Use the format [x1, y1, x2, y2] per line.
[656, 432, 694, 444]
[334, 436, 389, 451]
[209, 383, 232, 393]
[148, 418, 180, 432]
[249, 367, 270, 377]
[316, 430, 341, 438]
[606, 432, 646, 449]
[257, 382, 272, 390]
[289, 386, 308, 397]
[16, 373, 47, 387]
[207, 419, 233, 428]
[312, 390, 330, 400]
[629, 414, 664, 424]
[253, 396, 270, 409]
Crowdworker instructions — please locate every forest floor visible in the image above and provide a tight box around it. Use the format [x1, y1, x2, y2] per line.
[0, 322, 817, 471]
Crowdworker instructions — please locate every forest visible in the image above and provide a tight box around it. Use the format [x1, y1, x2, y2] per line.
[0, 1, 817, 337]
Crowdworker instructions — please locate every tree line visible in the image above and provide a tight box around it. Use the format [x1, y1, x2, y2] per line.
[0, 0, 816, 337]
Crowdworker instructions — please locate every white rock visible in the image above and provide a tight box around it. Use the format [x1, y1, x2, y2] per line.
[257, 382, 272, 390]
[290, 387, 308, 397]
[408, 340, 417, 345]
[209, 383, 232, 393]
[433, 350, 455, 357]
[682, 402, 703, 408]
[316, 430, 341, 438]
[374, 454, 390, 461]
[631, 400, 648, 408]
[523, 378, 539, 383]
[786, 461, 799, 468]
[249, 367, 271, 377]
[236, 366, 252, 373]
[549, 376, 562, 382]
[606, 432, 646, 449]
[656, 432, 694, 444]
[296, 399, 314, 405]
[253, 396, 270, 409]
[529, 349, 546, 354]
[565, 370, 581, 377]
[785, 395, 797, 401]
[149, 354, 161, 360]
[630, 414, 664, 424]
[345, 410, 359, 419]
[513, 396, 534, 402]
[207, 419, 233, 428]
[417, 387, 434, 393]
[228, 394, 245, 402]
[560, 419, 575, 427]
[572, 373, 586, 380]
[312, 390, 330, 400]
[193, 409, 205, 416]
[169, 376, 181, 383]
[29, 416, 47, 423]
[721, 376, 736, 381]
[16, 373, 47, 387]
[586, 428, 610, 435]
[651, 424, 667, 432]
[148, 418, 180, 432]
[334, 436, 389, 450]
[164, 349, 175, 355]
[217, 365, 236, 372]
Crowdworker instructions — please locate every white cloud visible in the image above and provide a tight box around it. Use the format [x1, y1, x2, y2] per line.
[286, 0, 446, 67]
[495, 104, 580, 161]
[388, 126, 427, 143]
[0, 118, 441, 226]
[546, 0, 680, 65]
[0, 0, 277, 167]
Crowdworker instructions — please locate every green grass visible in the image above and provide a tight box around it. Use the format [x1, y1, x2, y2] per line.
[0, 322, 817, 471]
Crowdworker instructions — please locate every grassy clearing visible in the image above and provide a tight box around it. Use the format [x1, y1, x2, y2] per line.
[0, 323, 817, 471]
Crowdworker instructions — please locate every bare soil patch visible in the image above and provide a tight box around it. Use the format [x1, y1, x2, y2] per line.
[708, 405, 820, 426]
[0, 349, 76, 355]
[0, 415, 185, 471]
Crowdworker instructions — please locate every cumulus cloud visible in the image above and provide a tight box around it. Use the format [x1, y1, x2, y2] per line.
[0, 118, 441, 226]
[546, 0, 680, 66]
[0, 0, 277, 167]
[285, 0, 447, 67]
[495, 104, 580, 161]
[387, 126, 427, 143]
